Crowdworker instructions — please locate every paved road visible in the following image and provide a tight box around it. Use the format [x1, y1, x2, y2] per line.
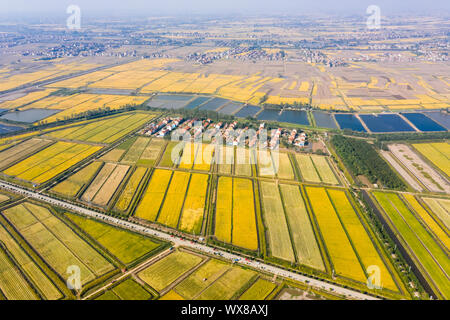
[0, 180, 379, 300]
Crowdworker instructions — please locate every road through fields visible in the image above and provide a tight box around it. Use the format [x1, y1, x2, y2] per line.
[0, 180, 378, 300]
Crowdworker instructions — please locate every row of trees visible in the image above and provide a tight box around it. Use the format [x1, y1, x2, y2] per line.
[331, 135, 406, 190]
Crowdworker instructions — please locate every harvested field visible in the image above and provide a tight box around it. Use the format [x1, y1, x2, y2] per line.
[389, 144, 449, 193]
[380, 150, 424, 192]
[82, 163, 116, 202]
[91, 164, 129, 206]
[138, 138, 165, 166]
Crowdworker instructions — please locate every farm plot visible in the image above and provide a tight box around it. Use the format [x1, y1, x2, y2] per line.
[65, 212, 162, 265]
[310, 155, 339, 185]
[327, 189, 398, 292]
[134, 169, 172, 222]
[94, 278, 153, 300]
[260, 181, 295, 262]
[138, 138, 166, 166]
[3, 202, 114, 285]
[380, 150, 424, 192]
[238, 278, 277, 300]
[257, 150, 276, 177]
[193, 143, 215, 171]
[274, 152, 295, 180]
[422, 197, 450, 230]
[295, 154, 321, 183]
[179, 143, 199, 170]
[173, 259, 230, 299]
[0, 194, 9, 204]
[48, 113, 156, 144]
[214, 177, 259, 251]
[305, 187, 367, 283]
[138, 250, 203, 292]
[404, 195, 449, 251]
[372, 192, 450, 299]
[0, 248, 38, 300]
[195, 267, 256, 300]
[3, 141, 101, 184]
[217, 146, 234, 175]
[0, 222, 63, 300]
[0, 138, 52, 170]
[114, 167, 147, 213]
[157, 171, 190, 229]
[412, 143, 450, 178]
[159, 141, 182, 167]
[279, 185, 325, 271]
[178, 174, 209, 234]
[235, 147, 254, 177]
[121, 137, 150, 164]
[388, 144, 450, 193]
[51, 162, 102, 198]
[82, 163, 130, 207]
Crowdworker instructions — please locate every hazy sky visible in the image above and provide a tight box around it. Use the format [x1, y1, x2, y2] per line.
[1, 0, 450, 16]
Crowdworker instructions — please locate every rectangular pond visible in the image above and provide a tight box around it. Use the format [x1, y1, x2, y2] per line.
[218, 102, 243, 115]
[278, 110, 310, 126]
[0, 108, 61, 123]
[334, 114, 366, 132]
[312, 111, 338, 129]
[183, 96, 212, 110]
[422, 112, 450, 130]
[256, 109, 281, 121]
[155, 94, 194, 102]
[401, 113, 447, 132]
[199, 97, 230, 111]
[359, 114, 416, 133]
[0, 123, 23, 135]
[234, 105, 261, 118]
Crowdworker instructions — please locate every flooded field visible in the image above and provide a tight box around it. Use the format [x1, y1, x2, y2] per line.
[334, 114, 366, 132]
[359, 114, 415, 133]
[278, 110, 309, 125]
[234, 105, 260, 118]
[423, 112, 450, 130]
[0, 108, 61, 123]
[401, 113, 447, 132]
[312, 111, 338, 129]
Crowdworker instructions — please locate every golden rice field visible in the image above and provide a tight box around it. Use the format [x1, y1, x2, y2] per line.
[0, 138, 52, 170]
[179, 174, 209, 234]
[3, 141, 101, 184]
[48, 112, 156, 144]
[412, 143, 450, 178]
[3, 202, 114, 285]
[327, 189, 398, 292]
[238, 278, 277, 300]
[421, 197, 450, 230]
[51, 161, 102, 198]
[0, 89, 55, 109]
[134, 169, 172, 222]
[114, 167, 148, 213]
[214, 177, 259, 251]
[305, 187, 367, 283]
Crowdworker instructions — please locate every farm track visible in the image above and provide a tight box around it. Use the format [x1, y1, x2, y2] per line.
[0, 180, 378, 300]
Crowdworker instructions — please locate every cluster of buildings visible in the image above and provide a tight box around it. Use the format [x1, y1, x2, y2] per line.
[140, 116, 308, 150]
[286, 129, 307, 147]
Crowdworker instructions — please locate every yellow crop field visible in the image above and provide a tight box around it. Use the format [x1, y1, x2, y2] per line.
[193, 143, 215, 171]
[134, 169, 172, 222]
[179, 174, 209, 234]
[328, 189, 398, 291]
[179, 143, 197, 170]
[232, 178, 258, 251]
[157, 171, 190, 228]
[310, 155, 339, 185]
[114, 167, 147, 212]
[214, 177, 233, 243]
[295, 154, 320, 183]
[404, 194, 449, 251]
[413, 143, 450, 177]
[4, 141, 101, 184]
[0, 89, 55, 109]
[422, 197, 450, 230]
[305, 187, 367, 282]
[51, 161, 102, 197]
[274, 152, 295, 180]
